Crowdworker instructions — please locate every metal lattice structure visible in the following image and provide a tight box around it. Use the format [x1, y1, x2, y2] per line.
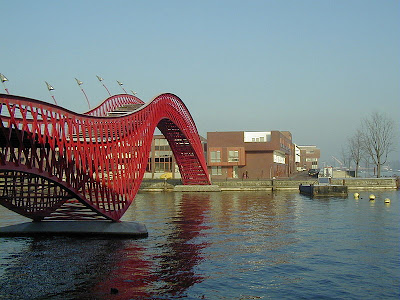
[0, 93, 210, 221]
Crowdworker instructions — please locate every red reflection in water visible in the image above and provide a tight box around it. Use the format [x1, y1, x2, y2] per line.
[154, 193, 211, 296]
[89, 243, 155, 299]
[91, 193, 211, 298]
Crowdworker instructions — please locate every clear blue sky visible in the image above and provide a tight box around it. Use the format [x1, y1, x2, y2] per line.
[1, 0, 399, 165]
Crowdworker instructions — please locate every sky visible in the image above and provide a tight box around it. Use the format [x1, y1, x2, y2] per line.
[1, 0, 399, 165]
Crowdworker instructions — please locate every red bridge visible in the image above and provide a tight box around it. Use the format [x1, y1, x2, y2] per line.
[0, 93, 210, 221]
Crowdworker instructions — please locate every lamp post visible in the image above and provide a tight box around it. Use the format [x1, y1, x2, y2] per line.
[75, 78, 91, 109]
[45, 81, 57, 105]
[117, 80, 127, 94]
[0, 73, 9, 94]
[130, 90, 137, 96]
[96, 75, 111, 96]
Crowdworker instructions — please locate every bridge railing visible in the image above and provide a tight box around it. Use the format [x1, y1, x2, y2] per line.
[84, 94, 145, 117]
[0, 93, 209, 221]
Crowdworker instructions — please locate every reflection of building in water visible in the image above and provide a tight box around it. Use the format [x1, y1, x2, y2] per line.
[145, 134, 207, 179]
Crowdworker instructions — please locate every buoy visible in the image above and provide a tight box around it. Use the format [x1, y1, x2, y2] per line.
[354, 192, 360, 199]
[369, 194, 376, 201]
[384, 198, 390, 203]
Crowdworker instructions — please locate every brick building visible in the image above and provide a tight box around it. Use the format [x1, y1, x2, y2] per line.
[145, 134, 207, 179]
[297, 145, 320, 170]
[207, 131, 295, 180]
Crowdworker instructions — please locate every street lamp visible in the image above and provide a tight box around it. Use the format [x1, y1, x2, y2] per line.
[96, 75, 112, 96]
[75, 78, 91, 109]
[117, 80, 127, 94]
[45, 81, 58, 105]
[0, 73, 9, 94]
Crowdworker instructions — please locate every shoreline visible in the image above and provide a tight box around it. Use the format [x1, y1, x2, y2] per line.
[139, 177, 399, 192]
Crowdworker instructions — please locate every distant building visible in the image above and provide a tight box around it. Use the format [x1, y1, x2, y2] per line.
[297, 145, 320, 170]
[144, 134, 319, 180]
[145, 134, 207, 179]
[145, 135, 177, 179]
[295, 144, 302, 171]
[207, 131, 295, 180]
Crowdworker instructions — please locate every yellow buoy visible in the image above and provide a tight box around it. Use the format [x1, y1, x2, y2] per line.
[384, 198, 390, 204]
[354, 193, 360, 199]
[369, 194, 376, 201]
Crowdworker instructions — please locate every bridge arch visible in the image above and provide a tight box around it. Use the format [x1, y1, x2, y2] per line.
[0, 93, 210, 221]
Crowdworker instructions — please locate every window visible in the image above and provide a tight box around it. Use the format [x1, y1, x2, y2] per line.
[273, 151, 285, 164]
[228, 150, 239, 162]
[244, 132, 271, 143]
[155, 138, 170, 152]
[211, 166, 222, 175]
[155, 138, 169, 146]
[210, 151, 221, 163]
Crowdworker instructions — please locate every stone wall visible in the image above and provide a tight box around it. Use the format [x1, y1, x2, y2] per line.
[215, 180, 273, 191]
[272, 180, 316, 190]
[139, 178, 397, 192]
[330, 178, 397, 189]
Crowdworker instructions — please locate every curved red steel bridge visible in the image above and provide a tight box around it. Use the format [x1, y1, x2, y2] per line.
[0, 93, 210, 221]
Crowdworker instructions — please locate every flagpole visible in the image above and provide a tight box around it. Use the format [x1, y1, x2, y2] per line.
[117, 80, 127, 94]
[0, 73, 10, 94]
[45, 81, 58, 105]
[96, 75, 111, 96]
[75, 78, 90, 109]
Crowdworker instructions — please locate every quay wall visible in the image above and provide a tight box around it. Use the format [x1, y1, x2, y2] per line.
[330, 178, 398, 190]
[139, 178, 398, 192]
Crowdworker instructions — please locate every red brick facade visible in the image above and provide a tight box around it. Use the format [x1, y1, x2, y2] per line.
[207, 131, 295, 180]
[298, 145, 320, 170]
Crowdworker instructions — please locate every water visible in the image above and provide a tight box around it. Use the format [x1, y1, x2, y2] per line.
[0, 190, 399, 299]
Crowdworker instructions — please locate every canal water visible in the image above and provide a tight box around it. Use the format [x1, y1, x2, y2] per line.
[0, 190, 399, 299]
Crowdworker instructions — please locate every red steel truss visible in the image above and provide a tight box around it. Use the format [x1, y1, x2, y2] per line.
[0, 93, 210, 221]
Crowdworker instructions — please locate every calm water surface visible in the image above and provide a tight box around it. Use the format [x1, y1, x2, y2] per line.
[0, 190, 399, 299]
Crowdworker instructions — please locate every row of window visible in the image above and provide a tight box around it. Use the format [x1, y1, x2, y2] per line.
[306, 157, 318, 162]
[210, 150, 239, 163]
[251, 137, 266, 142]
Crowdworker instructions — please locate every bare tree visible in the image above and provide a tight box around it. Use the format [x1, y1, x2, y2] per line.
[340, 146, 351, 169]
[361, 111, 396, 178]
[348, 129, 363, 177]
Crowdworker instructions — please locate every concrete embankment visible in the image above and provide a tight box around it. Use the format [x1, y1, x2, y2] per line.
[330, 178, 398, 190]
[0, 221, 148, 238]
[139, 177, 398, 192]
